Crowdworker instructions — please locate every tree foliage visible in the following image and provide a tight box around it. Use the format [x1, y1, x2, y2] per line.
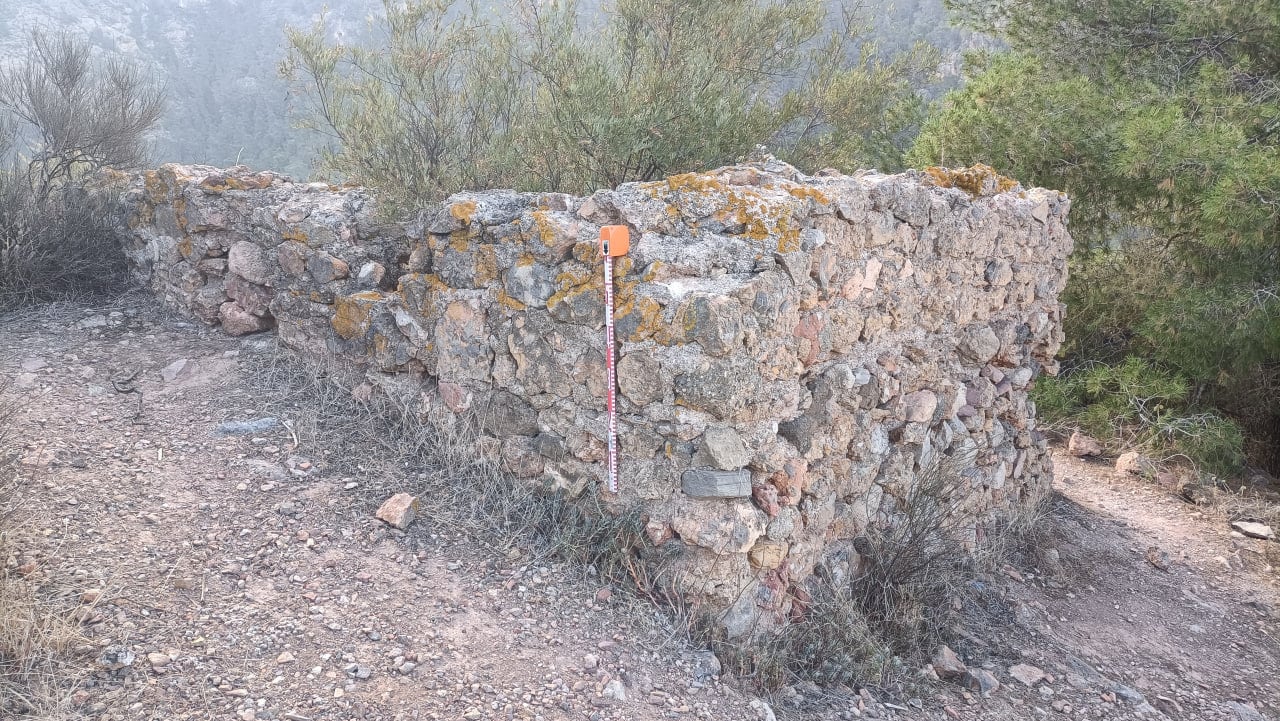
[0, 31, 163, 307]
[282, 0, 937, 208]
[910, 0, 1280, 472]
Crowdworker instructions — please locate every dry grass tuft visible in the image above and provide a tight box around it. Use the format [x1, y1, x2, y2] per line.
[0, 380, 87, 720]
[242, 349, 670, 593]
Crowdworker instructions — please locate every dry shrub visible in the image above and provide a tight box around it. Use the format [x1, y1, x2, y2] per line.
[701, 450, 1053, 693]
[0, 381, 87, 719]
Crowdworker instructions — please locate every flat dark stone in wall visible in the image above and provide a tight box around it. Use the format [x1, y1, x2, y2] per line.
[681, 469, 751, 498]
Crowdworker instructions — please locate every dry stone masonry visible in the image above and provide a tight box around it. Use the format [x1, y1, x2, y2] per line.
[120, 159, 1072, 635]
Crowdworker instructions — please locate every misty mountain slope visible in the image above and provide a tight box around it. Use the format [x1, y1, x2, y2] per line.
[0, 0, 986, 178]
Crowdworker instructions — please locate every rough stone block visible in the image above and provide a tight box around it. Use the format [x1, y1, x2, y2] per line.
[681, 469, 751, 498]
[376, 493, 420, 530]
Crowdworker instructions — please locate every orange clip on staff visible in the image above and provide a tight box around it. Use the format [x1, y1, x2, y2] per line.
[599, 225, 629, 493]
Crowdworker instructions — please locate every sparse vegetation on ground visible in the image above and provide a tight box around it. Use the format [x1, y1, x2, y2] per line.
[245, 349, 1065, 694]
[0, 381, 88, 720]
[242, 351, 670, 595]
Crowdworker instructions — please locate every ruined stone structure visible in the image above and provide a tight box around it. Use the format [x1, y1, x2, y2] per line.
[120, 159, 1072, 634]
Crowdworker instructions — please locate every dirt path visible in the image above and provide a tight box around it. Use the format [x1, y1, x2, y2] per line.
[3, 298, 1279, 721]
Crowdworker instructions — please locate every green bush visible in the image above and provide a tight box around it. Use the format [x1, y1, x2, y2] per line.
[1033, 357, 1245, 475]
[282, 0, 937, 209]
[914, 0, 1279, 470]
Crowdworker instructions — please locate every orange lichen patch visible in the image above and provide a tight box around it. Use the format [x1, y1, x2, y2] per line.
[449, 229, 475, 252]
[128, 204, 155, 229]
[331, 291, 384, 340]
[786, 185, 830, 204]
[176, 237, 194, 258]
[922, 164, 1019, 197]
[281, 228, 308, 243]
[571, 241, 600, 264]
[614, 292, 664, 342]
[173, 197, 189, 234]
[144, 170, 168, 203]
[397, 273, 448, 318]
[450, 199, 477, 225]
[474, 245, 499, 286]
[531, 210, 561, 247]
[309, 290, 334, 305]
[641, 261, 663, 282]
[516, 254, 535, 268]
[546, 267, 600, 311]
[659, 172, 729, 196]
[496, 289, 527, 311]
[776, 224, 802, 254]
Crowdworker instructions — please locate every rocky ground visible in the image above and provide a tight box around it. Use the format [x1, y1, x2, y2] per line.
[2, 297, 1278, 721]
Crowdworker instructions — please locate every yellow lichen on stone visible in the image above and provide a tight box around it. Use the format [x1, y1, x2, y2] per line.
[571, 241, 599, 264]
[531, 210, 560, 247]
[332, 291, 383, 340]
[496, 289, 527, 311]
[281, 228, 308, 243]
[546, 267, 599, 312]
[450, 199, 477, 225]
[474, 245, 499, 286]
[176, 237, 194, 258]
[776, 224, 802, 254]
[173, 197, 189, 234]
[923, 164, 1020, 197]
[144, 170, 168, 203]
[786, 185, 830, 204]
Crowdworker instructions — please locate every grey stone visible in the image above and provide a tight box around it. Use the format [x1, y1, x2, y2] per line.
[1112, 684, 1146, 706]
[673, 359, 758, 420]
[777, 414, 817, 454]
[964, 668, 1000, 695]
[1227, 701, 1268, 721]
[688, 294, 744, 356]
[214, 417, 281, 436]
[691, 650, 721, 681]
[682, 469, 751, 498]
[227, 241, 273, 286]
[480, 391, 540, 436]
[900, 390, 938, 423]
[958, 325, 1001, 364]
[1231, 520, 1275, 540]
[617, 351, 663, 406]
[602, 679, 627, 702]
[503, 261, 556, 308]
[160, 359, 189, 383]
[695, 427, 751, 470]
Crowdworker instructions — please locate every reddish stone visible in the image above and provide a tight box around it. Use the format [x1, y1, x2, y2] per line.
[770, 460, 809, 505]
[752, 482, 781, 518]
[375, 493, 420, 530]
[792, 313, 826, 367]
[438, 381, 471, 412]
[218, 301, 273, 336]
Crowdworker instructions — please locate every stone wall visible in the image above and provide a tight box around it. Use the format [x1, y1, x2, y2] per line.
[120, 159, 1072, 635]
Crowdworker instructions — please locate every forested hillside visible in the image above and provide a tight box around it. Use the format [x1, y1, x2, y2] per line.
[0, 0, 986, 178]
